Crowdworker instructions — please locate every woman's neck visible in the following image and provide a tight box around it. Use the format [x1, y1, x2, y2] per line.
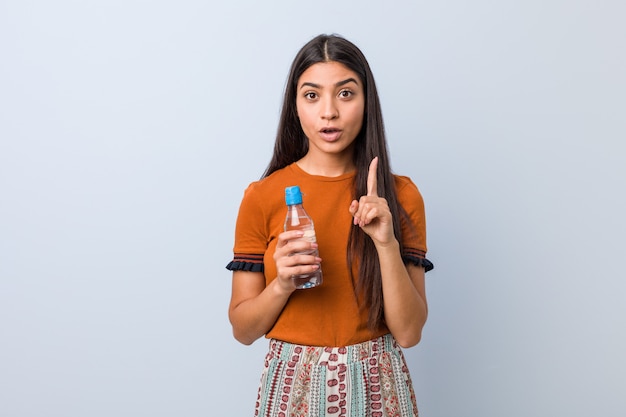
[296, 153, 356, 177]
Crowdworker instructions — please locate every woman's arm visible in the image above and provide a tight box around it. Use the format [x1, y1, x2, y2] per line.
[375, 242, 428, 348]
[228, 270, 293, 345]
[228, 230, 322, 345]
[349, 157, 428, 348]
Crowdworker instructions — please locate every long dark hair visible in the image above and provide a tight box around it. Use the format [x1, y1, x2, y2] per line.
[263, 34, 409, 331]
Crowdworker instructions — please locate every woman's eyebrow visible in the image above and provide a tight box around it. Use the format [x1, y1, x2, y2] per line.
[336, 77, 359, 87]
[299, 78, 359, 90]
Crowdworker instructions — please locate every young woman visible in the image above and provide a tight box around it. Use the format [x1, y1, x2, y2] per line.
[227, 34, 433, 417]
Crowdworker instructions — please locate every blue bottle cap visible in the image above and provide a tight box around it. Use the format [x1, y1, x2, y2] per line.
[285, 185, 303, 205]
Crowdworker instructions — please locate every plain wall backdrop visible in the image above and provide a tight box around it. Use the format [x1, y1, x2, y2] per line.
[1, 1, 624, 416]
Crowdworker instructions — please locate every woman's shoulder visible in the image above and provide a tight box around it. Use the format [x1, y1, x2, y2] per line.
[393, 174, 421, 194]
[242, 164, 297, 198]
[393, 174, 425, 209]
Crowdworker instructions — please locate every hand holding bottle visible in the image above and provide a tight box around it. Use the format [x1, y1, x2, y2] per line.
[281, 186, 323, 289]
[273, 230, 322, 292]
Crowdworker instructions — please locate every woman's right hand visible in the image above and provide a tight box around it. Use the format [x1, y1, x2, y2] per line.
[273, 230, 322, 293]
[229, 230, 322, 345]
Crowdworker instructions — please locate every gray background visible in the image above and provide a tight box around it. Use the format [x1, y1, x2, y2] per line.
[1, 1, 624, 416]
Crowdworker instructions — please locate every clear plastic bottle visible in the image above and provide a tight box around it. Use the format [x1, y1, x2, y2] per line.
[284, 185, 323, 289]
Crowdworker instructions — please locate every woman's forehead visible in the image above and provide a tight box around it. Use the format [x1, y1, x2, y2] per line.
[298, 61, 361, 87]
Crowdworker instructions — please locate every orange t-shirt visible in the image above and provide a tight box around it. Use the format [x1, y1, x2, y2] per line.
[227, 163, 431, 346]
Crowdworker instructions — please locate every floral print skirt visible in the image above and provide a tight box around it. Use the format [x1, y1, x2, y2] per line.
[254, 334, 419, 417]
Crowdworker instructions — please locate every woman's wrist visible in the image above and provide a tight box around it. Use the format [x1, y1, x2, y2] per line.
[271, 276, 296, 298]
[373, 237, 400, 252]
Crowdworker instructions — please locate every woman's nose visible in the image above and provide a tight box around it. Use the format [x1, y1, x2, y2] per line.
[321, 98, 338, 120]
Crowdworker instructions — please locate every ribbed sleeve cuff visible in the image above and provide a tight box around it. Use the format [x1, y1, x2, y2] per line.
[225, 253, 264, 272]
[403, 255, 434, 272]
[403, 248, 434, 272]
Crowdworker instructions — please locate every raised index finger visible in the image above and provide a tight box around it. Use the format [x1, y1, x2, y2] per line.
[367, 156, 379, 196]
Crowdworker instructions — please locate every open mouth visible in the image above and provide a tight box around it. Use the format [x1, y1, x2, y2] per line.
[319, 128, 342, 142]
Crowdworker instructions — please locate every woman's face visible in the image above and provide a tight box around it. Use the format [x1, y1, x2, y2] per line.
[296, 61, 365, 160]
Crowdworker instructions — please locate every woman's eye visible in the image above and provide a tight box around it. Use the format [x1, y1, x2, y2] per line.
[305, 92, 317, 100]
[339, 90, 353, 98]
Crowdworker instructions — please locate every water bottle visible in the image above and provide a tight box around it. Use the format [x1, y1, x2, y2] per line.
[284, 185, 323, 289]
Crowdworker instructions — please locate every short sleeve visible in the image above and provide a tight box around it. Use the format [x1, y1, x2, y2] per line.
[396, 176, 434, 272]
[225, 182, 267, 272]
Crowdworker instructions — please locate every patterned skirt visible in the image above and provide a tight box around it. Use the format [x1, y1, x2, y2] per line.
[254, 334, 419, 417]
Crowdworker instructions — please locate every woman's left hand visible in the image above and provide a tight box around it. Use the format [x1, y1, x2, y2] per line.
[349, 157, 396, 246]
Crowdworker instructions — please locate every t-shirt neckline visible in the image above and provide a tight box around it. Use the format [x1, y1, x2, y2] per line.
[290, 162, 356, 182]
